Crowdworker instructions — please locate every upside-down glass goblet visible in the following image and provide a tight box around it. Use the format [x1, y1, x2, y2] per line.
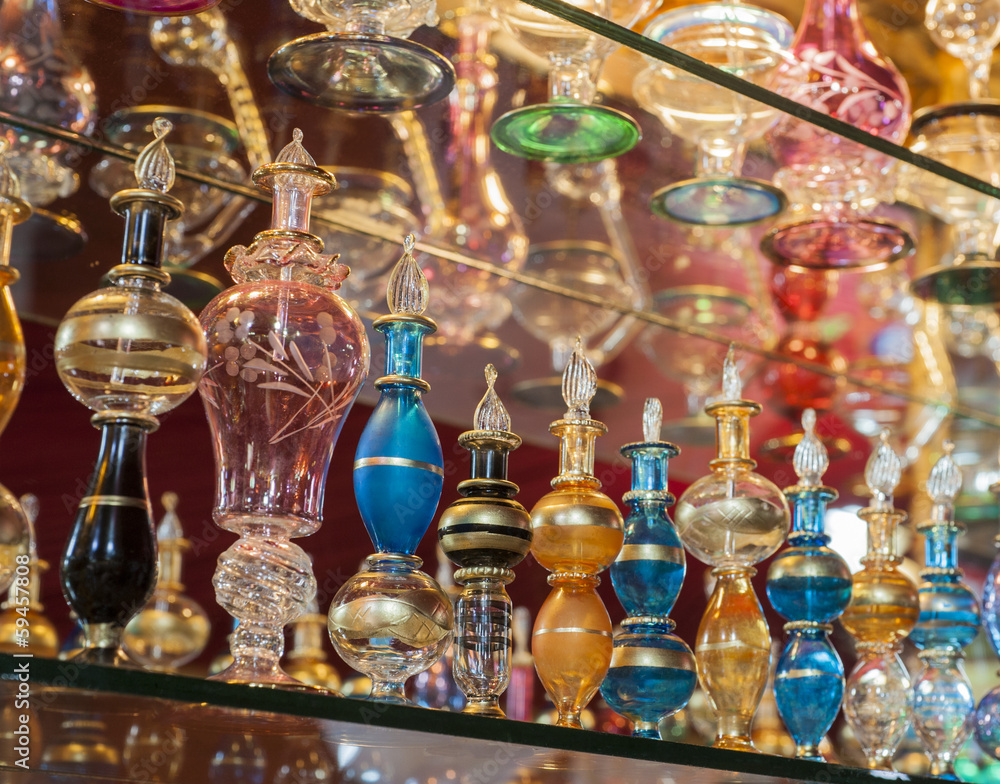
[926, 0, 1000, 99]
[634, 3, 793, 226]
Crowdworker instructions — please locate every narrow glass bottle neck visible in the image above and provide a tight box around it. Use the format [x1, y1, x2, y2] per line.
[379, 319, 432, 379]
[860, 509, 903, 564]
[270, 174, 314, 234]
[788, 489, 835, 538]
[922, 524, 960, 572]
[120, 202, 170, 269]
[157, 543, 184, 591]
[551, 421, 602, 487]
[706, 402, 759, 468]
[623, 444, 675, 494]
[797, 0, 865, 52]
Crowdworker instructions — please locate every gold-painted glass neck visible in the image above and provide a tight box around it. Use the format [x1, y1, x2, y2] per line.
[551, 419, 605, 489]
[859, 507, 907, 564]
[706, 400, 761, 467]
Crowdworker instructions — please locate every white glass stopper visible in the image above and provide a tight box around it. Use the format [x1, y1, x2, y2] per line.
[156, 491, 184, 541]
[643, 397, 662, 442]
[387, 234, 429, 316]
[562, 337, 597, 420]
[865, 429, 903, 508]
[793, 408, 828, 487]
[274, 127, 317, 166]
[927, 441, 962, 505]
[721, 344, 742, 401]
[474, 363, 511, 432]
[135, 117, 175, 193]
[18, 493, 37, 525]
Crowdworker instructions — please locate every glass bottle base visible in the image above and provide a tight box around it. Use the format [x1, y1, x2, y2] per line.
[761, 218, 913, 270]
[714, 735, 759, 753]
[463, 698, 505, 718]
[208, 658, 304, 687]
[651, 177, 786, 227]
[491, 103, 640, 163]
[268, 32, 456, 113]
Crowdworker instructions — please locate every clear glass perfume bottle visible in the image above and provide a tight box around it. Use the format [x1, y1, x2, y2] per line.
[766, 409, 852, 760]
[284, 596, 342, 692]
[911, 443, 980, 777]
[530, 339, 624, 728]
[123, 492, 211, 671]
[55, 119, 208, 666]
[841, 431, 919, 770]
[328, 237, 453, 703]
[601, 398, 697, 738]
[438, 364, 532, 716]
[198, 129, 370, 684]
[674, 346, 791, 752]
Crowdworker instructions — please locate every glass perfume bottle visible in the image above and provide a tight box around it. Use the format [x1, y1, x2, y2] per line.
[123, 492, 211, 671]
[674, 346, 791, 752]
[198, 129, 370, 685]
[766, 409, 852, 760]
[437, 365, 532, 716]
[764, 0, 913, 270]
[600, 398, 697, 738]
[0, 495, 58, 658]
[841, 431, 919, 770]
[976, 458, 1000, 759]
[530, 339, 624, 728]
[328, 237, 453, 703]
[0, 139, 30, 597]
[911, 443, 980, 777]
[284, 597, 342, 692]
[55, 119, 208, 666]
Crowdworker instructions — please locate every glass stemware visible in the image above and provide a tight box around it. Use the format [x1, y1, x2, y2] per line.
[83, 0, 220, 14]
[489, 0, 651, 162]
[634, 3, 793, 226]
[268, 0, 455, 112]
[925, 0, 1000, 99]
[763, 0, 914, 270]
[198, 130, 370, 684]
[55, 120, 208, 665]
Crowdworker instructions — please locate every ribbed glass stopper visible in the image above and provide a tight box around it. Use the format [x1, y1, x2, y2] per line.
[135, 117, 175, 192]
[866, 430, 903, 512]
[562, 337, 597, 420]
[642, 397, 662, 442]
[275, 127, 316, 165]
[721, 344, 741, 401]
[927, 441, 961, 506]
[387, 234, 429, 316]
[793, 408, 828, 488]
[474, 364, 511, 432]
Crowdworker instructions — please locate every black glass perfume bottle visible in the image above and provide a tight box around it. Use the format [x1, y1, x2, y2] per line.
[54, 119, 208, 665]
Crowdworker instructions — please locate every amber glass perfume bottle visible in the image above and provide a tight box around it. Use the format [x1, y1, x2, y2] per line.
[841, 431, 919, 770]
[530, 339, 624, 728]
[675, 346, 791, 751]
[438, 364, 532, 716]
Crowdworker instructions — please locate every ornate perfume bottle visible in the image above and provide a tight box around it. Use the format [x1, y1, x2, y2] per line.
[438, 364, 532, 716]
[530, 339, 624, 728]
[976, 462, 1000, 759]
[674, 346, 791, 752]
[0, 139, 30, 598]
[123, 493, 211, 671]
[198, 129, 370, 684]
[328, 237, 453, 703]
[766, 409, 852, 760]
[841, 431, 919, 770]
[911, 443, 980, 777]
[600, 398, 697, 738]
[284, 597, 342, 692]
[55, 119, 208, 665]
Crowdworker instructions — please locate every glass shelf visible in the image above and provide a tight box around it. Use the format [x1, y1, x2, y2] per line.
[0, 653, 944, 784]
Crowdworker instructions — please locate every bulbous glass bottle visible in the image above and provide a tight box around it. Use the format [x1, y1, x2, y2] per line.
[55, 119, 207, 665]
[675, 346, 790, 752]
[198, 129, 370, 684]
[767, 409, 852, 760]
[530, 339, 623, 728]
[328, 235, 453, 703]
[601, 398, 697, 738]
[974, 459, 1000, 759]
[841, 431, 919, 770]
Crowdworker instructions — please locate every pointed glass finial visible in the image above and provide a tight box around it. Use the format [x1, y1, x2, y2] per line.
[474, 364, 511, 432]
[274, 128, 317, 166]
[562, 337, 597, 420]
[721, 344, 742, 401]
[0, 139, 21, 201]
[156, 491, 184, 541]
[927, 441, 961, 505]
[134, 117, 175, 193]
[387, 234, 429, 316]
[643, 397, 662, 442]
[865, 430, 902, 508]
[793, 408, 828, 488]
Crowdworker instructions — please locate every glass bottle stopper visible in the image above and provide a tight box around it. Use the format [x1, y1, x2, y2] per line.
[793, 408, 827, 488]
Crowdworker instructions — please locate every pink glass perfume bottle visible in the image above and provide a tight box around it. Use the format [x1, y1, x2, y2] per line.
[198, 129, 370, 685]
[763, 0, 914, 270]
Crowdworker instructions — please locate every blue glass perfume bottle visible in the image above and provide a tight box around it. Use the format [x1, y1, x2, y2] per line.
[910, 442, 979, 778]
[766, 409, 852, 760]
[600, 398, 697, 739]
[976, 462, 1000, 759]
[328, 236, 453, 703]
